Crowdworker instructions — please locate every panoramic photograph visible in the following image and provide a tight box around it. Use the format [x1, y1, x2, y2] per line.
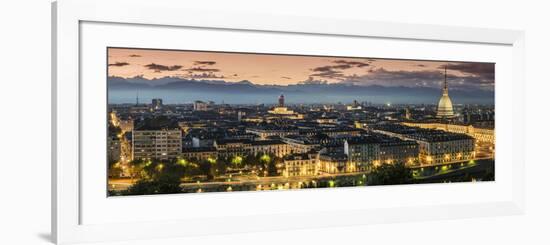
[106, 47, 495, 196]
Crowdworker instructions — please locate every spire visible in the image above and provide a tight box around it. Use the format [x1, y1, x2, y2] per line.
[444, 65, 447, 89]
[136, 90, 139, 105]
[443, 66, 448, 95]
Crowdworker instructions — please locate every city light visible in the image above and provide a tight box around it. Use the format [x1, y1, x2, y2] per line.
[107, 53, 495, 196]
[231, 156, 243, 166]
[260, 154, 271, 162]
[176, 158, 188, 166]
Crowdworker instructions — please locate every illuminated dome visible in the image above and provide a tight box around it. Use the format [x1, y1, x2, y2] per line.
[436, 67, 454, 118]
[437, 92, 454, 118]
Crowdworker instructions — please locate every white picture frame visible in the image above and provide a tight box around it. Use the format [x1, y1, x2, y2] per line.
[52, 0, 525, 244]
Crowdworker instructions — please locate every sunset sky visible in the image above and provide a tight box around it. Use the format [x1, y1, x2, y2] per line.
[108, 47, 494, 91]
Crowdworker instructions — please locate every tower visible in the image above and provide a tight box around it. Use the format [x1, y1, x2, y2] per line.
[237, 111, 244, 122]
[404, 108, 411, 120]
[278, 94, 285, 107]
[436, 66, 454, 118]
[152, 98, 163, 110]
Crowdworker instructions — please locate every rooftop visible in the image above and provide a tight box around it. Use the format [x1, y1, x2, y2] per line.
[373, 124, 474, 142]
[181, 147, 217, 153]
[134, 116, 179, 130]
[345, 136, 381, 145]
[215, 139, 253, 145]
[251, 140, 286, 146]
[284, 153, 315, 161]
[319, 152, 348, 161]
[282, 135, 321, 145]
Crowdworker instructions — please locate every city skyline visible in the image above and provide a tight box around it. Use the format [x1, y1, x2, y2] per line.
[107, 47, 495, 196]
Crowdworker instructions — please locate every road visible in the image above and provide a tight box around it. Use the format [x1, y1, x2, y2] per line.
[109, 157, 494, 193]
[415, 159, 494, 183]
[108, 171, 368, 191]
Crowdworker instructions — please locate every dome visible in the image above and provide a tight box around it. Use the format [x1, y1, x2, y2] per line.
[436, 66, 454, 118]
[437, 93, 454, 118]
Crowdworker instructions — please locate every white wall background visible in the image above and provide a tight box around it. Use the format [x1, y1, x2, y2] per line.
[0, 0, 547, 244]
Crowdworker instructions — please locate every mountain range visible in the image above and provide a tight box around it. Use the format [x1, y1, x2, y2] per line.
[107, 76, 494, 105]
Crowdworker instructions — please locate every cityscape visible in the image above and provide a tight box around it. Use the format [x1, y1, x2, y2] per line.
[107, 47, 495, 196]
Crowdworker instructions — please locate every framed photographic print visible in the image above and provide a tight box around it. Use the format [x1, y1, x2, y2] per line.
[52, 0, 525, 244]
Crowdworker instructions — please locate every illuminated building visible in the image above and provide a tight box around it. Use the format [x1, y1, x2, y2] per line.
[268, 106, 297, 115]
[237, 111, 245, 122]
[281, 135, 321, 154]
[246, 127, 299, 140]
[249, 140, 291, 158]
[346, 100, 362, 111]
[372, 124, 474, 165]
[436, 67, 455, 118]
[318, 152, 348, 174]
[193, 100, 209, 111]
[267, 94, 304, 119]
[151, 98, 163, 110]
[404, 108, 411, 120]
[214, 139, 252, 157]
[118, 119, 134, 133]
[344, 137, 380, 172]
[402, 122, 495, 144]
[180, 147, 218, 161]
[132, 129, 182, 160]
[283, 153, 319, 177]
[378, 137, 419, 166]
[318, 128, 362, 138]
[211, 139, 292, 158]
[316, 117, 338, 124]
[107, 136, 121, 163]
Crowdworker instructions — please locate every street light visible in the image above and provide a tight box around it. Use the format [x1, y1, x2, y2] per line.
[260, 154, 271, 162]
[207, 157, 216, 164]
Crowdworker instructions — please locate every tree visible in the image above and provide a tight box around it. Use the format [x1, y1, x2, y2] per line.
[108, 159, 122, 178]
[267, 155, 279, 176]
[127, 159, 148, 180]
[215, 157, 229, 175]
[125, 178, 182, 195]
[124, 159, 186, 195]
[367, 163, 413, 186]
[231, 155, 244, 168]
[198, 159, 214, 180]
[243, 154, 256, 168]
